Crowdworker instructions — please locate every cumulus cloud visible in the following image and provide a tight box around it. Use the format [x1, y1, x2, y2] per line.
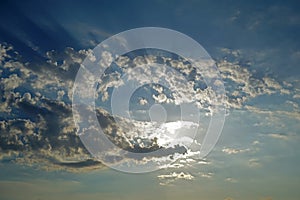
[92, 46, 295, 122]
[0, 44, 103, 172]
[0, 44, 201, 172]
[139, 98, 148, 105]
[217, 58, 292, 110]
[0, 43, 14, 65]
[0, 42, 296, 173]
[94, 51, 224, 117]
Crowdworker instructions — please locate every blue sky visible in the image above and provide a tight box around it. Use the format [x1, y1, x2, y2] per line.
[0, 0, 300, 200]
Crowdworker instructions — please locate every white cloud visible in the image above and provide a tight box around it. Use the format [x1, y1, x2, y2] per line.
[158, 172, 194, 185]
[225, 177, 238, 183]
[98, 51, 113, 68]
[198, 159, 211, 165]
[263, 77, 282, 91]
[1, 74, 23, 91]
[0, 43, 13, 65]
[152, 93, 167, 103]
[138, 98, 148, 105]
[252, 140, 260, 145]
[267, 133, 289, 140]
[245, 105, 300, 121]
[222, 147, 250, 155]
[199, 172, 214, 179]
[293, 94, 300, 99]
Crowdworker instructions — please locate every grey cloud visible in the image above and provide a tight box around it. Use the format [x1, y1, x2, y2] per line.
[0, 44, 101, 172]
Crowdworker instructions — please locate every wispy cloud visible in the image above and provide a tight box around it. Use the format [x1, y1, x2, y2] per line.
[267, 133, 289, 140]
[222, 147, 250, 155]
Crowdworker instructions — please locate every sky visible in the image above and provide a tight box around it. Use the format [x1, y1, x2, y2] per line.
[0, 0, 300, 200]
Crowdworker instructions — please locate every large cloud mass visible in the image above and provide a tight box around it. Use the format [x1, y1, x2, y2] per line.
[0, 43, 298, 173]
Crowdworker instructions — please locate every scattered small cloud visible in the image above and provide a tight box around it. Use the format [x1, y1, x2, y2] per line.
[267, 133, 289, 140]
[222, 147, 250, 155]
[139, 98, 148, 105]
[225, 177, 238, 183]
[248, 158, 262, 168]
[158, 172, 194, 185]
[199, 172, 214, 179]
[293, 94, 300, 99]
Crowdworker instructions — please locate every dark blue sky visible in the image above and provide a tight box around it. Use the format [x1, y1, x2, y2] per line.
[1, 0, 300, 61]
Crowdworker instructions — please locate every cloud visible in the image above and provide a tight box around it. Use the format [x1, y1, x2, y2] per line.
[0, 43, 13, 65]
[158, 171, 194, 185]
[225, 177, 238, 183]
[252, 140, 260, 145]
[139, 98, 148, 105]
[222, 147, 250, 155]
[293, 94, 300, 99]
[267, 133, 289, 140]
[0, 42, 296, 173]
[217, 58, 293, 111]
[248, 158, 261, 168]
[0, 44, 103, 172]
[229, 10, 241, 22]
[199, 172, 214, 179]
[158, 171, 194, 180]
[197, 159, 211, 165]
[90, 45, 294, 121]
[245, 105, 300, 121]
